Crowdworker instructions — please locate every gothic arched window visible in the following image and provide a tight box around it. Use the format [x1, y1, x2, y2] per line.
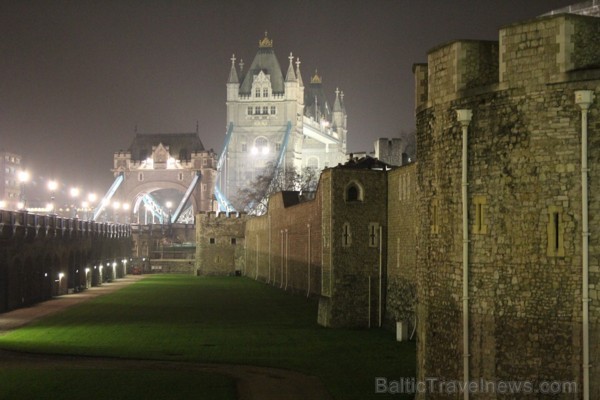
[345, 181, 363, 202]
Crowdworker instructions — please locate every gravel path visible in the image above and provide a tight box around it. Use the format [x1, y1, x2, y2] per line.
[0, 275, 333, 400]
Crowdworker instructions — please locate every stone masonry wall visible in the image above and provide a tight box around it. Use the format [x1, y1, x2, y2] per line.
[318, 168, 389, 328]
[195, 212, 247, 275]
[244, 190, 323, 296]
[416, 13, 600, 400]
[385, 163, 417, 333]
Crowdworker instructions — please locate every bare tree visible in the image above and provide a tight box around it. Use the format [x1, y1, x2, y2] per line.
[233, 162, 319, 215]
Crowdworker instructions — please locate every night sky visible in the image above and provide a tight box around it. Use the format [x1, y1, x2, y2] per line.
[1, 0, 575, 200]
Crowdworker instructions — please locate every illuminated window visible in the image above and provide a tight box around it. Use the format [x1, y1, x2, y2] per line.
[307, 157, 319, 169]
[255, 137, 268, 149]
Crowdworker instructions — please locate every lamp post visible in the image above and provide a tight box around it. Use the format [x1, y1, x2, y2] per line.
[47, 180, 58, 213]
[166, 201, 173, 225]
[81, 201, 89, 220]
[112, 201, 120, 223]
[87, 193, 97, 221]
[70, 187, 80, 218]
[122, 203, 130, 224]
[17, 170, 30, 210]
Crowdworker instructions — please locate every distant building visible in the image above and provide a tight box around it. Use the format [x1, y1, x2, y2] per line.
[0, 151, 22, 210]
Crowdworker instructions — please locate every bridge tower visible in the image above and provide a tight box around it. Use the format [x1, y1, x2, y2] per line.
[99, 132, 217, 224]
[220, 32, 347, 208]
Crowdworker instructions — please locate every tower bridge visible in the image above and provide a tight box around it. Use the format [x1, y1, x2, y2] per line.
[221, 33, 348, 209]
[93, 132, 218, 224]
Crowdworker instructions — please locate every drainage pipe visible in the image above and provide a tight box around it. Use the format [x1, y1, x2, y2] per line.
[378, 225, 383, 328]
[457, 109, 472, 400]
[280, 230, 284, 288]
[307, 223, 311, 297]
[285, 229, 289, 290]
[575, 90, 594, 400]
[268, 214, 271, 284]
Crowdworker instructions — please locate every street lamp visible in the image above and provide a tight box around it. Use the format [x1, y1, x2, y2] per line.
[166, 201, 173, 225]
[70, 187, 80, 217]
[47, 180, 58, 213]
[112, 201, 120, 223]
[81, 200, 89, 220]
[18, 170, 30, 210]
[122, 203, 130, 223]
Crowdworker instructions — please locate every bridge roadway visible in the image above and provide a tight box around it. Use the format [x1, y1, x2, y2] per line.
[0, 209, 132, 314]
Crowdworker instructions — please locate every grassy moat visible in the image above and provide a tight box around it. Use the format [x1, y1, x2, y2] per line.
[0, 275, 415, 399]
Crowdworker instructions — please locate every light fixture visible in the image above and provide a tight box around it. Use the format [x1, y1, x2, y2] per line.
[18, 171, 30, 183]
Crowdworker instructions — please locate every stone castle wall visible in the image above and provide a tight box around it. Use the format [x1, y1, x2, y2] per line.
[318, 168, 389, 328]
[195, 212, 247, 275]
[244, 190, 323, 295]
[385, 163, 417, 332]
[416, 13, 600, 399]
[243, 166, 392, 328]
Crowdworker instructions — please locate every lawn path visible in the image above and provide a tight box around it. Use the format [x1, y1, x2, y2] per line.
[0, 275, 333, 400]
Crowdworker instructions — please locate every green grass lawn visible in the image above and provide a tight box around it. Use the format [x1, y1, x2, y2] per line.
[0, 275, 415, 399]
[0, 369, 235, 400]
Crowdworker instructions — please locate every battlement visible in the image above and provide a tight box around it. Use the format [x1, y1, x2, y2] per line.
[0, 210, 131, 239]
[419, 40, 498, 108]
[197, 211, 247, 220]
[416, 13, 600, 110]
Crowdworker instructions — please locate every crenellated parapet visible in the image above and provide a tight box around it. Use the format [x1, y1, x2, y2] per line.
[416, 14, 600, 113]
[195, 211, 248, 276]
[0, 210, 131, 240]
[413, 11, 600, 399]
